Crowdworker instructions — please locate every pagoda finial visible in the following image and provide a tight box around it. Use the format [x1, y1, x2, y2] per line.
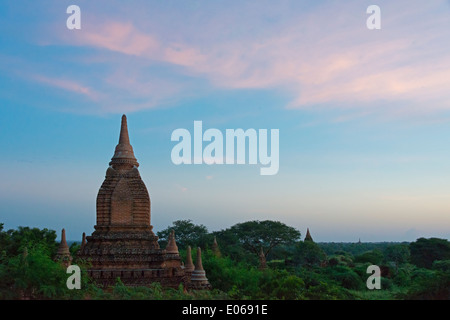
[61, 228, 67, 246]
[55, 228, 72, 267]
[212, 236, 221, 257]
[57, 229, 70, 254]
[165, 230, 179, 254]
[81, 232, 86, 248]
[195, 247, 204, 271]
[189, 247, 211, 289]
[119, 114, 130, 145]
[184, 246, 195, 272]
[110, 114, 138, 168]
[304, 228, 313, 242]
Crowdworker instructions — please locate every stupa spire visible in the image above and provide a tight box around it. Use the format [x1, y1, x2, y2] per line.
[119, 114, 130, 145]
[184, 246, 195, 272]
[211, 236, 221, 257]
[304, 228, 313, 242]
[165, 230, 179, 254]
[110, 114, 138, 168]
[189, 247, 211, 289]
[81, 232, 86, 249]
[195, 247, 204, 271]
[55, 228, 72, 267]
[59, 229, 69, 253]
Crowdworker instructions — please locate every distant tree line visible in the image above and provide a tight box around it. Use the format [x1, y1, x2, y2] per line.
[1, 221, 449, 300]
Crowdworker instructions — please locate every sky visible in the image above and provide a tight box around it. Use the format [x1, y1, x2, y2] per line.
[1, 0, 450, 242]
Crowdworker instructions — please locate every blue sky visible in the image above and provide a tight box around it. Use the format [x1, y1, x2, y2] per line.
[1, 0, 450, 242]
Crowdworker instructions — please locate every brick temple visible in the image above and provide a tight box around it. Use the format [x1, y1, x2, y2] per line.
[77, 115, 210, 289]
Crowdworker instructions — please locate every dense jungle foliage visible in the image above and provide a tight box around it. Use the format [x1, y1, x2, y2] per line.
[0, 221, 449, 300]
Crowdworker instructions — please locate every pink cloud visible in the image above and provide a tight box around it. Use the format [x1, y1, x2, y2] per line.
[33, 75, 99, 100]
[163, 44, 206, 67]
[74, 22, 159, 57]
[50, 0, 450, 114]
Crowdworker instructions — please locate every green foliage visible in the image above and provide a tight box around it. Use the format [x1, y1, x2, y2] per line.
[398, 267, 450, 300]
[410, 238, 450, 269]
[1, 226, 58, 258]
[295, 268, 354, 300]
[202, 249, 306, 299]
[325, 265, 364, 290]
[354, 249, 384, 265]
[258, 271, 305, 299]
[432, 260, 450, 272]
[1, 222, 449, 300]
[381, 277, 393, 290]
[0, 245, 67, 299]
[201, 249, 260, 298]
[69, 242, 81, 258]
[217, 220, 301, 265]
[103, 278, 228, 300]
[392, 263, 415, 286]
[0, 225, 95, 299]
[384, 244, 410, 272]
[327, 253, 354, 267]
[157, 220, 210, 249]
[292, 241, 326, 267]
[319, 242, 394, 257]
[212, 230, 256, 265]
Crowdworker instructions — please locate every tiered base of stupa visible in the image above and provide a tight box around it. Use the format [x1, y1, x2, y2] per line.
[78, 225, 186, 288]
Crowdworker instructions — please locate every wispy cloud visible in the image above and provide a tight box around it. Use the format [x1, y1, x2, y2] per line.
[31, 0, 450, 115]
[73, 22, 160, 57]
[32, 75, 99, 100]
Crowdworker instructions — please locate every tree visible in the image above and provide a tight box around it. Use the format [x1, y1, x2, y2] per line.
[354, 249, 384, 265]
[156, 220, 210, 249]
[2, 226, 58, 258]
[432, 260, 450, 272]
[221, 220, 301, 265]
[410, 238, 450, 269]
[326, 265, 364, 290]
[384, 244, 410, 273]
[0, 245, 68, 299]
[293, 241, 327, 267]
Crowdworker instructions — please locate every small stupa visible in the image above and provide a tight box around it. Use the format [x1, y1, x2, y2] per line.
[55, 228, 72, 267]
[184, 246, 195, 274]
[211, 236, 221, 257]
[80, 232, 86, 250]
[189, 247, 211, 290]
[165, 230, 179, 254]
[304, 228, 313, 242]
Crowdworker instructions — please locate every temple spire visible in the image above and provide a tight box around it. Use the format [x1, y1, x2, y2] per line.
[110, 114, 138, 168]
[184, 246, 195, 272]
[304, 228, 313, 242]
[195, 247, 204, 271]
[59, 229, 69, 252]
[212, 236, 221, 257]
[81, 232, 86, 249]
[189, 247, 211, 289]
[119, 114, 130, 145]
[55, 228, 72, 267]
[165, 230, 179, 254]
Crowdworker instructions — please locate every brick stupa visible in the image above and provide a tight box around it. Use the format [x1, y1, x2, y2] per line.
[78, 115, 188, 287]
[55, 228, 72, 268]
